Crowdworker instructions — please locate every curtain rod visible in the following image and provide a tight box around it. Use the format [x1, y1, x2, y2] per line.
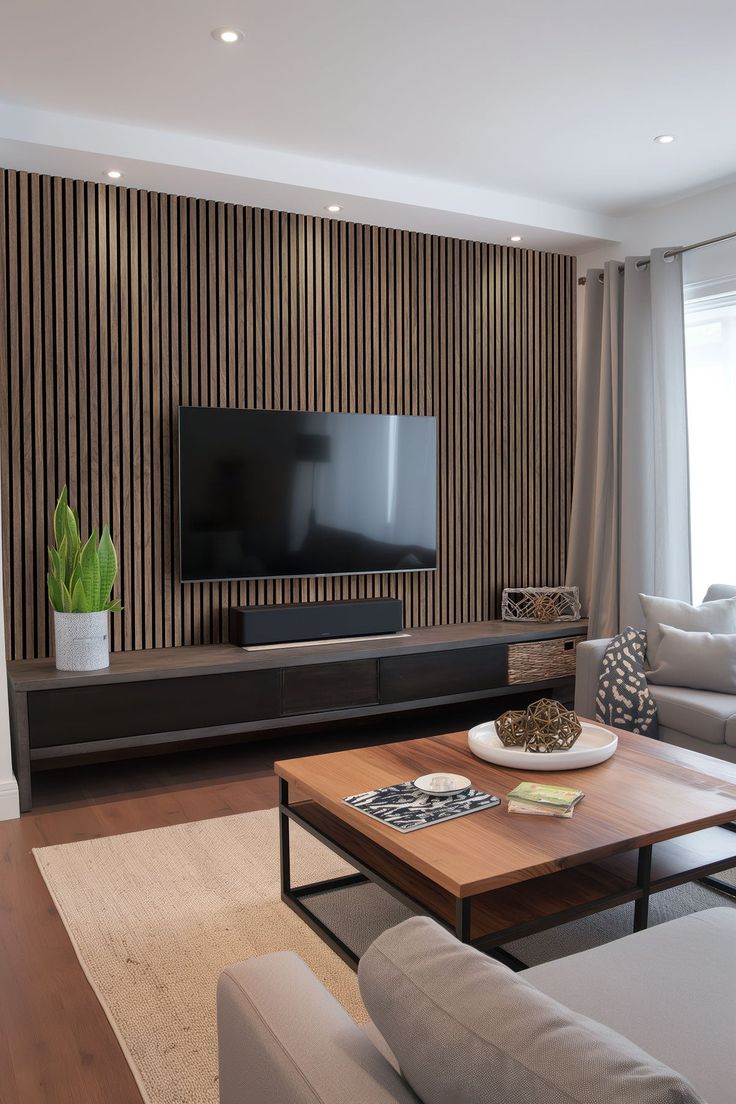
[577, 228, 736, 286]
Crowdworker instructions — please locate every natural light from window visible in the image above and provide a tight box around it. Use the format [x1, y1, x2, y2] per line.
[684, 280, 736, 604]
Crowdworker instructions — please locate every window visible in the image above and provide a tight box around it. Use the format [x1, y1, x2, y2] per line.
[684, 278, 736, 603]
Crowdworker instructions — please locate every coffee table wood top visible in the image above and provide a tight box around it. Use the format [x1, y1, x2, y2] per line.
[275, 726, 736, 898]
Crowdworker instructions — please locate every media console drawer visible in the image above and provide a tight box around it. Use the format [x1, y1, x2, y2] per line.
[282, 659, 379, 716]
[380, 645, 506, 704]
[27, 669, 281, 747]
[507, 637, 578, 684]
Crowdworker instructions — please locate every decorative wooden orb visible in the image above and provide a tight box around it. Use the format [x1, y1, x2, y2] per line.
[523, 698, 582, 753]
[496, 709, 528, 747]
[530, 593, 559, 622]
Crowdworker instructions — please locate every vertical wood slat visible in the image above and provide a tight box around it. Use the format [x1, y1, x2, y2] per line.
[0, 167, 575, 660]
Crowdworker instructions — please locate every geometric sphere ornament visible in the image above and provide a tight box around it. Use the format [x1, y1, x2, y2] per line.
[496, 708, 529, 747]
[523, 698, 583, 753]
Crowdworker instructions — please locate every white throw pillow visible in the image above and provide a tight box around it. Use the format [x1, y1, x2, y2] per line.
[639, 593, 736, 663]
[647, 624, 736, 693]
[703, 583, 736, 603]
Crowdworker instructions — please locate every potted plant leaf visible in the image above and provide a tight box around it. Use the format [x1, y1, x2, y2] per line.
[47, 487, 122, 671]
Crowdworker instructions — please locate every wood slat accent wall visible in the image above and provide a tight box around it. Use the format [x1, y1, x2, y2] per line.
[0, 168, 575, 660]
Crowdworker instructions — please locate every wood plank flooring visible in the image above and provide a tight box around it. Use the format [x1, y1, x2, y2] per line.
[0, 698, 523, 1104]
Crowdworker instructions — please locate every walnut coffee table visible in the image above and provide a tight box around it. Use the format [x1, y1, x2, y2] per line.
[275, 726, 736, 970]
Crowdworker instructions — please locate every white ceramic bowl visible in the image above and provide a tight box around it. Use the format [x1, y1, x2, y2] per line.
[468, 720, 617, 771]
[413, 772, 472, 796]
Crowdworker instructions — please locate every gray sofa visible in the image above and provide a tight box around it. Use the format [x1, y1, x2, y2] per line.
[576, 583, 736, 764]
[217, 908, 736, 1104]
[575, 636, 736, 764]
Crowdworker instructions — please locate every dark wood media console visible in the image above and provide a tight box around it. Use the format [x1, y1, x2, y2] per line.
[7, 619, 587, 811]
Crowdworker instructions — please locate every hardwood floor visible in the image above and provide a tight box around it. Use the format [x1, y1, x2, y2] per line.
[0, 697, 533, 1104]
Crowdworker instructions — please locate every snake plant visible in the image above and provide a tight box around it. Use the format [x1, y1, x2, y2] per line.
[47, 487, 122, 614]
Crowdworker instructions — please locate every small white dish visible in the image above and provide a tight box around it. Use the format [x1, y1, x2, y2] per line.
[413, 772, 472, 796]
[468, 720, 617, 771]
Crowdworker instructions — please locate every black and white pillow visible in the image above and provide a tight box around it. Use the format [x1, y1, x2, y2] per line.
[595, 627, 658, 738]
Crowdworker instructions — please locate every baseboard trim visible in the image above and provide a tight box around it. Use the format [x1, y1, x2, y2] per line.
[0, 776, 20, 820]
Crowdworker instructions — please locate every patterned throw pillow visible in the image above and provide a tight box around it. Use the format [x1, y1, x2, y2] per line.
[595, 627, 658, 737]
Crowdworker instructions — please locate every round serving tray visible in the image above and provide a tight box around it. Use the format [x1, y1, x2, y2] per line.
[468, 720, 617, 771]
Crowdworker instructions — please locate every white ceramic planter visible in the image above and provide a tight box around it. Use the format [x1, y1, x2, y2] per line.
[54, 611, 110, 671]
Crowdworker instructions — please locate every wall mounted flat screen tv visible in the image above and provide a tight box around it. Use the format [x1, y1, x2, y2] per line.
[178, 407, 437, 582]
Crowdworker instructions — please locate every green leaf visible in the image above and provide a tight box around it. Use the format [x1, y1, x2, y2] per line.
[71, 577, 89, 613]
[64, 505, 80, 559]
[79, 530, 101, 610]
[69, 563, 82, 594]
[47, 573, 63, 613]
[48, 546, 62, 579]
[105, 599, 123, 613]
[53, 487, 68, 549]
[98, 525, 118, 605]
[60, 581, 74, 613]
[56, 535, 70, 585]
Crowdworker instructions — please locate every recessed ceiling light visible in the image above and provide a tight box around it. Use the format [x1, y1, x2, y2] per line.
[509, 235, 522, 243]
[325, 204, 342, 213]
[654, 134, 676, 144]
[211, 27, 243, 44]
[105, 170, 123, 180]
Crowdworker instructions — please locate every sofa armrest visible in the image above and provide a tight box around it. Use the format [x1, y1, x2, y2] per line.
[217, 952, 419, 1104]
[574, 638, 612, 719]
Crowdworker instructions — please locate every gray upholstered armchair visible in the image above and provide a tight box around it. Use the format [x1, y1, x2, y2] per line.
[575, 582, 736, 763]
[217, 911, 735, 1104]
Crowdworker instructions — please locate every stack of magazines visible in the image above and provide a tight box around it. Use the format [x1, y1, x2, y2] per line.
[507, 782, 584, 818]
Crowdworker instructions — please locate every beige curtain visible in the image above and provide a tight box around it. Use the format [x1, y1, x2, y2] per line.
[565, 250, 692, 638]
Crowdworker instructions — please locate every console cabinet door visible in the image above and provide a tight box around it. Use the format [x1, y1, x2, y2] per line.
[282, 659, 379, 715]
[380, 645, 506, 704]
[27, 670, 281, 747]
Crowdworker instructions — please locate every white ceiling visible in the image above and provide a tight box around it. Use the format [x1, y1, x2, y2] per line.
[1, 0, 734, 251]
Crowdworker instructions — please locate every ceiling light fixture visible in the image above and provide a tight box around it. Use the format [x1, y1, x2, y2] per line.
[325, 204, 342, 213]
[509, 235, 522, 243]
[654, 134, 676, 144]
[105, 169, 123, 180]
[211, 27, 243, 44]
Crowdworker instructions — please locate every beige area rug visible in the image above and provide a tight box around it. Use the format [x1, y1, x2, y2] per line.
[34, 807, 736, 1104]
[34, 809, 367, 1104]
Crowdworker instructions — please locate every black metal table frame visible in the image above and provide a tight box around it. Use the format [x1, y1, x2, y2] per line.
[279, 779, 736, 972]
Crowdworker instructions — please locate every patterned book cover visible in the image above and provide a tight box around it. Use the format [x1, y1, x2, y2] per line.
[344, 781, 500, 833]
[507, 782, 584, 807]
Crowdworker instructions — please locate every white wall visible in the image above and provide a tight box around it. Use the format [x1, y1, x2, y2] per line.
[576, 179, 736, 308]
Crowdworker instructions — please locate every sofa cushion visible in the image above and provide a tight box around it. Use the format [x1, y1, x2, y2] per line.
[648, 684, 736, 744]
[358, 916, 704, 1104]
[639, 593, 736, 662]
[648, 624, 736, 693]
[524, 908, 736, 1104]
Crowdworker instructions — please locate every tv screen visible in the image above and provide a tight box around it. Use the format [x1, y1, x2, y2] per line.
[178, 407, 437, 582]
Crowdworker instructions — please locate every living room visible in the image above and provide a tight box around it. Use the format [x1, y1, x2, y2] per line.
[1, 3, 736, 1102]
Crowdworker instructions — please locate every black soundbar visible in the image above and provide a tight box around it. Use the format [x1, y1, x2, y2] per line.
[229, 599, 404, 648]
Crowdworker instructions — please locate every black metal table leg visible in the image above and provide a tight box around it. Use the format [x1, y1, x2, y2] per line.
[455, 896, 526, 970]
[634, 844, 652, 931]
[455, 897, 471, 942]
[696, 822, 736, 898]
[279, 777, 291, 898]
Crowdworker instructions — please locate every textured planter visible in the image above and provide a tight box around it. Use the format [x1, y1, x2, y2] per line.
[54, 611, 110, 671]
